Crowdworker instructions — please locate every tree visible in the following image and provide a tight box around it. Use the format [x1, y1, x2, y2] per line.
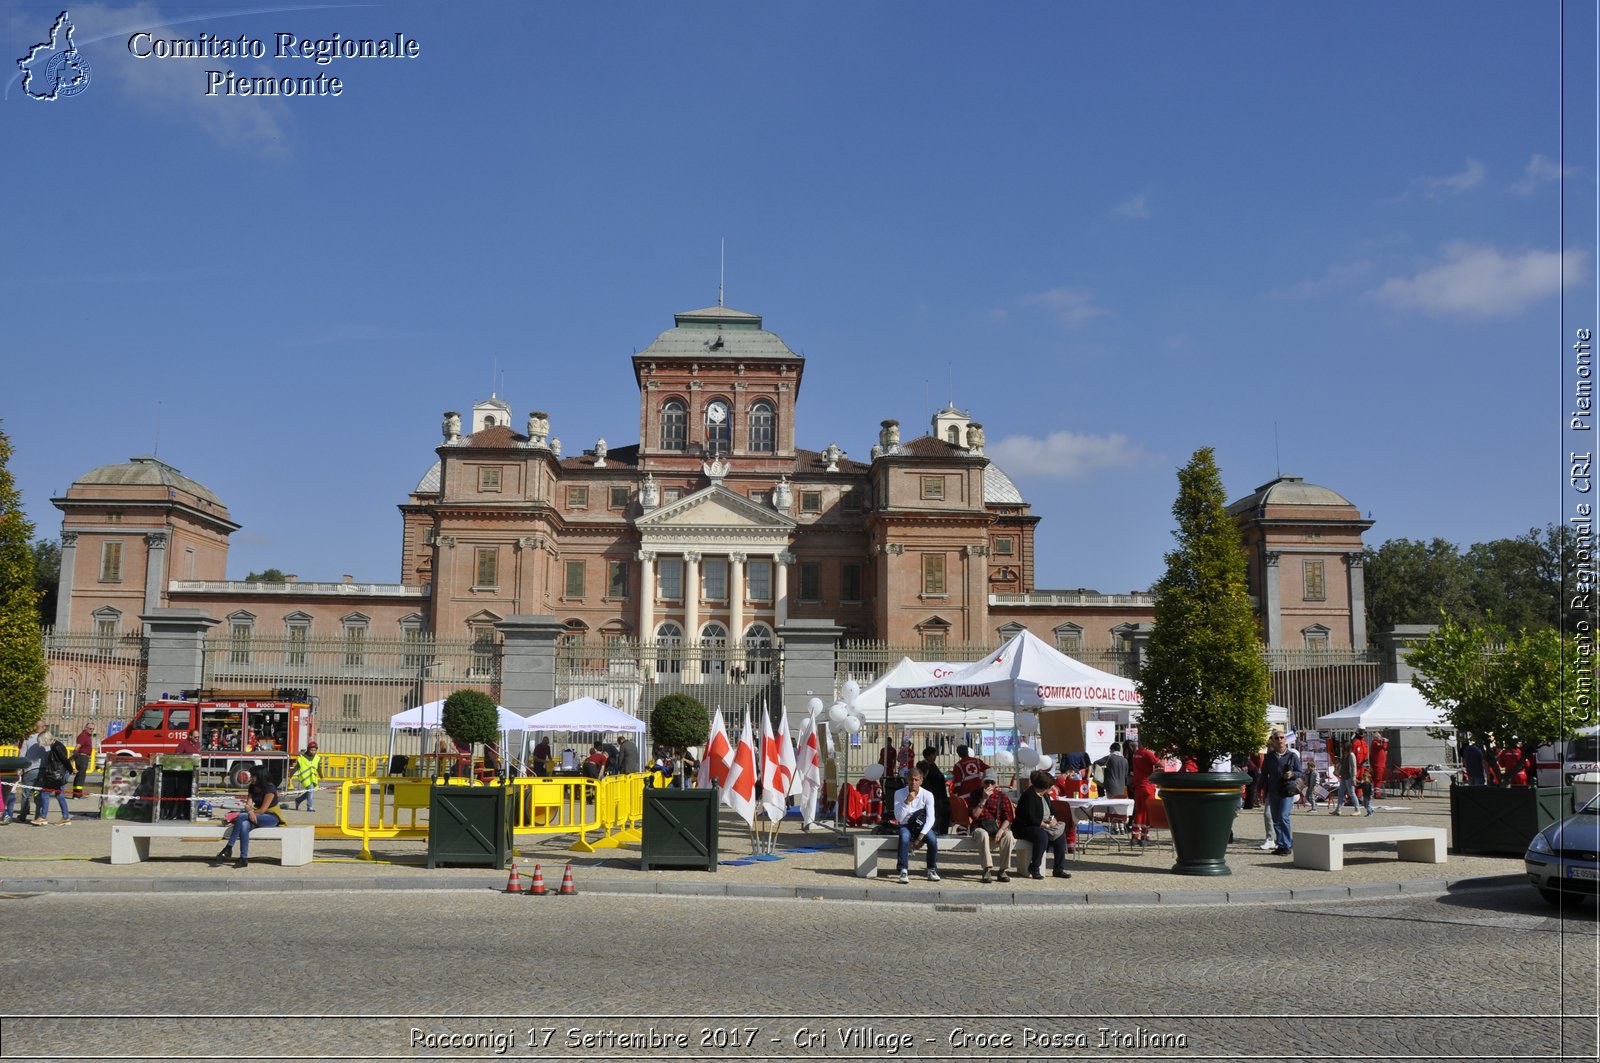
[651, 692, 709, 768]
[1466, 530, 1557, 634]
[31, 538, 58, 628]
[1411, 618, 1594, 748]
[1363, 537, 1478, 642]
[245, 568, 287, 583]
[442, 688, 499, 756]
[0, 424, 48, 742]
[1136, 447, 1271, 767]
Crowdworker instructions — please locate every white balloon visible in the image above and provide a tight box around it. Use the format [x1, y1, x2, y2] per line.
[1038, 755, 1055, 773]
[807, 697, 824, 716]
[1016, 712, 1039, 733]
[827, 703, 848, 724]
[842, 679, 861, 707]
[992, 750, 1015, 767]
[845, 715, 862, 734]
[864, 761, 883, 780]
[1017, 745, 1041, 768]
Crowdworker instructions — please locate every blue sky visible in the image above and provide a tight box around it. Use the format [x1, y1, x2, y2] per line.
[4, 1, 1596, 595]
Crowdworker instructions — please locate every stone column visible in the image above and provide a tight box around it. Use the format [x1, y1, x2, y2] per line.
[777, 619, 844, 726]
[728, 552, 746, 677]
[496, 615, 567, 715]
[1262, 550, 1283, 648]
[683, 551, 701, 684]
[55, 531, 78, 630]
[143, 531, 169, 614]
[1381, 624, 1438, 685]
[1346, 551, 1368, 652]
[637, 550, 656, 640]
[140, 608, 218, 703]
[775, 550, 793, 627]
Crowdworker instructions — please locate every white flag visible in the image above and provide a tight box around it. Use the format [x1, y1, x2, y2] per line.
[792, 714, 823, 826]
[696, 708, 734, 789]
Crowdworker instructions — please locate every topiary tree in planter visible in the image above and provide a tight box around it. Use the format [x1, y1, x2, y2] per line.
[651, 692, 709, 785]
[442, 689, 499, 780]
[1135, 447, 1270, 875]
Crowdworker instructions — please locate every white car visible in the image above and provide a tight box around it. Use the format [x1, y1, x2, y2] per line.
[1525, 792, 1600, 907]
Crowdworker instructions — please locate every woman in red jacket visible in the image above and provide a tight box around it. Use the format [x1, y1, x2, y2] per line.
[1127, 739, 1162, 847]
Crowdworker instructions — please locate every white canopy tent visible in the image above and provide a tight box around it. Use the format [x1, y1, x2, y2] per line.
[853, 658, 1018, 730]
[387, 699, 530, 776]
[1314, 683, 1450, 730]
[521, 697, 646, 733]
[886, 629, 1143, 711]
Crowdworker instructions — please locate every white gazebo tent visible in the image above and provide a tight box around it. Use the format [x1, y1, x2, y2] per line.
[388, 699, 530, 776]
[854, 658, 1018, 730]
[520, 697, 646, 773]
[887, 630, 1142, 713]
[1314, 683, 1450, 730]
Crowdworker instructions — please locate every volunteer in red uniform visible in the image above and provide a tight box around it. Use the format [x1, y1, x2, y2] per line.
[1368, 734, 1389, 798]
[1349, 729, 1369, 778]
[1498, 744, 1527, 785]
[1128, 739, 1163, 847]
[951, 745, 989, 798]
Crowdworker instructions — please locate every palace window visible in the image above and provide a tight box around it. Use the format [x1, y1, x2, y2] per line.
[743, 623, 774, 675]
[343, 616, 369, 667]
[749, 401, 775, 453]
[1303, 624, 1331, 651]
[610, 486, 630, 509]
[841, 488, 863, 514]
[921, 476, 944, 501]
[922, 553, 946, 595]
[478, 466, 502, 493]
[1303, 559, 1326, 601]
[801, 491, 822, 514]
[841, 563, 863, 603]
[342, 693, 361, 720]
[658, 557, 683, 600]
[661, 400, 687, 451]
[567, 485, 588, 509]
[654, 622, 683, 675]
[99, 541, 123, 582]
[702, 558, 727, 601]
[1054, 623, 1083, 655]
[995, 536, 1015, 556]
[607, 560, 628, 599]
[746, 559, 772, 601]
[799, 563, 821, 603]
[564, 560, 586, 598]
[227, 613, 255, 665]
[285, 615, 311, 666]
[700, 622, 728, 675]
[475, 547, 498, 588]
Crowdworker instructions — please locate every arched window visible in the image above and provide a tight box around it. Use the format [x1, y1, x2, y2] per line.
[742, 623, 774, 676]
[654, 621, 683, 675]
[704, 399, 731, 457]
[749, 401, 776, 453]
[700, 622, 728, 675]
[947, 425, 960, 444]
[661, 400, 687, 451]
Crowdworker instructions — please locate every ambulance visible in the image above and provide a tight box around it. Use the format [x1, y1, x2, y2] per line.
[1535, 725, 1600, 787]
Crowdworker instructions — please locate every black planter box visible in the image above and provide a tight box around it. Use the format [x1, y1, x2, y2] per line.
[1449, 784, 1573, 856]
[427, 784, 514, 869]
[641, 787, 719, 871]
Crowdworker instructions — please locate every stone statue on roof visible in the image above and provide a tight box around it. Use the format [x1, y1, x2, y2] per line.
[968, 422, 985, 453]
[443, 411, 461, 444]
[527, 411, 550, 448]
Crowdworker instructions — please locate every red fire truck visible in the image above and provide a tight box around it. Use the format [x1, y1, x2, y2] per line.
[102, 689, 317, 786]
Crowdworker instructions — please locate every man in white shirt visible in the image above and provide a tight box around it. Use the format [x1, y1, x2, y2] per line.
[894, 767, 939, 884]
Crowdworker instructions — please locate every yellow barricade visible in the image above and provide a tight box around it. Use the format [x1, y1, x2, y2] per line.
[334, 777, 433, 859]
[508, 777, 600, 847]
[319, 753, 379, 781]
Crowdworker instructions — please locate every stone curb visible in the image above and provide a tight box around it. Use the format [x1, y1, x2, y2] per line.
[0, 872, 1529, 904]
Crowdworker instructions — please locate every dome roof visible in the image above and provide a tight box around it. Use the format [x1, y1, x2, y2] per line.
[415, 459, 442, 494]
[72, 456, 224, 506]
[634, 306, 801, 363]
[983, 462, 1026, 505]
[1227, 475, 1358, 516]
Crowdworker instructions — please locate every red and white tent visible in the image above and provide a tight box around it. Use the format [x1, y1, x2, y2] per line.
[886, 629, 1142, 711]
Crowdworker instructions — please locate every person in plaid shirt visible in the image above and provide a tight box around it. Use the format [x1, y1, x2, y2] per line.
[967, 773, 1015, 883]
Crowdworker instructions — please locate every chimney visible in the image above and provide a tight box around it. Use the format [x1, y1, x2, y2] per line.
[342, 574, 353, 584]
[285, 574, 298, 584]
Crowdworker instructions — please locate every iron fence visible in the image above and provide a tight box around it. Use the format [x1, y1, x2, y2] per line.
[556, 637, 783, 740]
[42, 628, 148, 725]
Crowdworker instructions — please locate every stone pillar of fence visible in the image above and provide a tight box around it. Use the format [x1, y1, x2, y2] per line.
[140, 608, 218, 702]
[1125, 623, 1153, 677]
[497, 615, 567, 714]
[1381, 624, 1438, 684]
[778, 619, 844, 722]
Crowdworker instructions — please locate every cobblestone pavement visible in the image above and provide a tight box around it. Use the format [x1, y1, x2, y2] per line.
[0, 885, 1594, 1061]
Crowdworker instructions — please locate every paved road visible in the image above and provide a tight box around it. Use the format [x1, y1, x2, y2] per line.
[1, 885, 1595, 1060]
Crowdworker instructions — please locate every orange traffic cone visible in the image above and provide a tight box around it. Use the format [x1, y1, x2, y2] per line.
[504, 861, 523, 894]
[527, 863, 547, 896]
[556, 863, 577, 896]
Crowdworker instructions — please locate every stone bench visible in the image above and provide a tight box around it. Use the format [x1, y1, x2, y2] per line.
[1292, 825, 1447, 872]
[110, 823, 315, 866]
[852, 831, 1033, 878]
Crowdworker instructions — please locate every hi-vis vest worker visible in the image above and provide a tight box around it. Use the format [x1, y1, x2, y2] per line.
[293, 746, 322, 788]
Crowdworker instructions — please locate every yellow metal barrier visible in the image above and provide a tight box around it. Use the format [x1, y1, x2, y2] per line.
[0, 745, 15, 758]
[508, 777, 600, 847]
[334, 777, 433, 859]
[319, 753, 379, 781]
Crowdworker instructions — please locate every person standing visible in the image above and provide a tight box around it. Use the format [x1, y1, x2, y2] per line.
[71, 725, 95, 799]
[1369, 734, 1389, 798]
[290, 742, 321, 812]
[892, 768, 939, 884]
[966, 773, 1015, 883]
[1331, 741, 1358, 815]
[1094, 743, 1129, 799]
[951, 745, 988, 799]
[916, 747, 950, 834]
[1349, 729, 1369, 779]
[1262, 731, 1303, 855]
[1256, 741, 1278, 850]
[1013, 770, 1070, 880]
[4, 724, 48, 824]
[531, 737, 552, 776]
[1356, 760, 1375, 816]
[615, 733, 640, 775]
[1462, 736, 1487, 786]
[1128, 739, 1162, 847]
[32, 731, 75, 826]
[878, 738, 900, 778]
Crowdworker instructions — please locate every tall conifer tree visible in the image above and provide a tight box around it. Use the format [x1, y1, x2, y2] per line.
[0, 424, 47, 741]
[1136, 447, 1270, 767]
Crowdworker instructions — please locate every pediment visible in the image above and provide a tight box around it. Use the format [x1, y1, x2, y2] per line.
[636, 484, 796, 533]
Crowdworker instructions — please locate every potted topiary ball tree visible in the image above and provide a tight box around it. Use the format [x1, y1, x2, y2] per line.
[427, 689, 513, 869]
[650, 692, 710, 787]
[640, 692, 719, 871]
[1135, 447, 1270, 876]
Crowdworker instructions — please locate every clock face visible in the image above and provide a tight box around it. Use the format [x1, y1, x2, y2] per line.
[707, 402, 728, 425]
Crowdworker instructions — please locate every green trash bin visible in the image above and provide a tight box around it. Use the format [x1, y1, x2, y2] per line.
[641, 787, 719, 871]
[427, 784, 515, 869]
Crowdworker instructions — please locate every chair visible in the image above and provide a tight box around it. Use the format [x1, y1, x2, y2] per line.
[947, 795, 971, 835]
[1145, 798, 1173, 850]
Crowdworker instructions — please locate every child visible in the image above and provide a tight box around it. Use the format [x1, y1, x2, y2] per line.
[1357, 760, 1375, 816]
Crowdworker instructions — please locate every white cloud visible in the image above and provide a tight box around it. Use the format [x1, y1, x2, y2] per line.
[1509, 153, 1573, 195]
[1111, 192, 1150, 219]
[1017, 287, 1108, 329]
[987, 430, 1150, 481]
[1408, 158, 1485, 198]
[34, 3, 293, 157]
[1372, 242, 1587, 318]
